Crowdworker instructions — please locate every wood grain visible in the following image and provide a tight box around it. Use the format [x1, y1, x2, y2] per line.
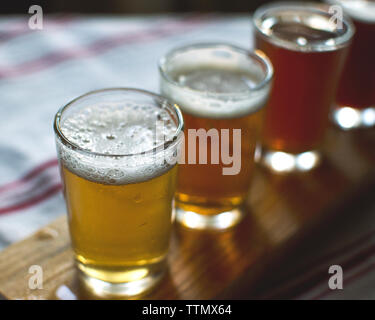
[0, 126, 374, 300]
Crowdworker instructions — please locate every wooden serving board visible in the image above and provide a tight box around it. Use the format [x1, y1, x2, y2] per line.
[0, 126, 374, 300]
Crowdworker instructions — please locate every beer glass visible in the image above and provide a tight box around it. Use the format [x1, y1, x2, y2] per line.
[54, 88, 183, 296]
[327, 0, 375, 129]
[253, 2, 354, 172]
[159, 43, 273, 230]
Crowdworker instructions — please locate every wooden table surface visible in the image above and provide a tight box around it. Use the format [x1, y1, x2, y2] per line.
[0, 126, 374, 300]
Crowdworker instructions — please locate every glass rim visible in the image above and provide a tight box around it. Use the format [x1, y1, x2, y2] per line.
[158, 42, 274, 99]
[252, 1, 355, 52]
[53, 87, 184, 158]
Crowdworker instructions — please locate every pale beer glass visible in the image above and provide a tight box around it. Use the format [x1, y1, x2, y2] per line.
[54, 88, 183, 296]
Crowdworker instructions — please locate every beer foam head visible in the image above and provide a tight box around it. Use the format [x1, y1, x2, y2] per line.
[61, 103, 177, 155]
[159, 45, 272, 119]
[254, 2, 354, 52]
[55, 93, 181, 185]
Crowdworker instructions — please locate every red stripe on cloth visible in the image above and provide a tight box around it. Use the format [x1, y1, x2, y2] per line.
[0, 15, 77, 42]
[0, 15, 211, 79]
[0, 183, 62, 215]
[311, 260, 375, 300]
[0, 158, 58, 193]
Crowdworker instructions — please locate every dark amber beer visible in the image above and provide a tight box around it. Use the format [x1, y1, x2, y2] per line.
[54, 88, 183, 296]
[253, 2, 354, 172]
[327, 0, 375, 129]
[159, 44, 273, 230]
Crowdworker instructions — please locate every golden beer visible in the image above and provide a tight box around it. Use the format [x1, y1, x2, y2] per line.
[54, 88, 183, 296]
[61, 165, 177, 282]
[175, 110, 263, 215]
[159, 44, 273, 230]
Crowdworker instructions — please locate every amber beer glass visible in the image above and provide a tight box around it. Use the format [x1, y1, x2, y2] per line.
[159, 43, 273, 230]
[327, 0, 375, 129]
[253, 2, 354, 172]
[54, 88, 183, 296]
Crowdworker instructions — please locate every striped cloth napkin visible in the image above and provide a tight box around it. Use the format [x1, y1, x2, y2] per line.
[0, 14, 373, 299]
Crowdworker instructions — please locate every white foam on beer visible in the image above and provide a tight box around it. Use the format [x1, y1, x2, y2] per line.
[161, 67, 270, 119]
[57, 103, 179, 185]
[327, 0, 375, 23]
